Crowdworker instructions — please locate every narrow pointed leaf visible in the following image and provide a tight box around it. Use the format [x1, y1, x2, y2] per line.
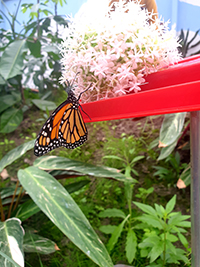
[0, 40, 26, 80]
[99, 209, 126, 219]
[18, 167, 113, 267]
[0, 218, 24, 267]
[34, 156, 132, 182]
[12, 200, 40, 221]
[0, 140, 35, 172]
[23, 232, 58, 254]
[107, 215, 129, 252]
[126, 229, 137, 263]
[165, 195, 176, 214]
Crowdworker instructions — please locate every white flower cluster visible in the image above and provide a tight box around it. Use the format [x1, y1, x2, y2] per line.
[60, 0, 181, 103]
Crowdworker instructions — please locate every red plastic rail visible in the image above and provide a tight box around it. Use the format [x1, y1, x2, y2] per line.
[81, 55, 200, 123]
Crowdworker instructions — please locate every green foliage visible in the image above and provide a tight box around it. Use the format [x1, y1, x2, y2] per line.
[0, 0, 68, 133]
[135, 195, 191, 266]
[153, 152, 188, 186]
[99, 194, 190, 266]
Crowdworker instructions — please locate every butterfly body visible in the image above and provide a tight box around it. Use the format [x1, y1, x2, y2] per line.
[34, 89, 88, 157]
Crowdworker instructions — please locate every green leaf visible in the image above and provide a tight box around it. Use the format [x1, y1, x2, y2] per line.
[0, 108, 23, 133]
[130, 155, 145, 164]
[0, 95, 20, 113]
[34, 156, 132, 182]
[13, 181, 90, 221]
[65, 180, 90, 194]
[159, 113, 186, 146]
[103, 155, 125, 162]
[0, 251, 21, 267]
[157, 139, 177, 161]
[178, 233, 188, 247]
[136, 214, 164, 229]
[99, 209, 126, 219]
[32, 99, 57, 111]
[126, 229, 137, 263]
[13, 199, 40, 221]
[0, 140, 35, 172]
[177, 164, 191, 188]
[165, 195, 176, 214]
[99, 225, 117, 234]
[168, 214, 190, 227]
[23, 232, 58, 254]
[26, 39, 41, 58]
[18, 167, 113, 267]
[0, 40, 26, 80]
[149, 240, 164, 263]
[133, 201, 157, 216]
[0, 218, 24, 267]
[107, 215, 129, 252]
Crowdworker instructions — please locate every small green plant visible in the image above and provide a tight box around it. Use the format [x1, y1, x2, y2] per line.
[99, 195, 190, 266]
[103, 133, 145, 178]
[134, 195, 191, 266]
[135, 186, 154, 203]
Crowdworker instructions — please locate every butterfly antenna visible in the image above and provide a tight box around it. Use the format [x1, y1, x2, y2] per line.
[77, 83, 93, 101]
[78, 83, 93, 120]
[65, 72, 80, 93]
[80, 105, 92, 120]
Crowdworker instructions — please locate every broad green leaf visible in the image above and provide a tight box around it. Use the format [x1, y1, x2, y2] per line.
[0, 140, 35, 172]
[0, 218, 24, 267]
[32, 99, 57, 111]
[0, 251, 21, 267]
[0, 95, 20, 113]
[99, 209, 126, 219]
[13, 200, 40, 222]
[13, 181, 90, 221]
[157, 139, 177, 161]
[165, 195, 176, 214]
[0, 40, 26, 80]
[23, 232, 58, 254]
[18, 167, 113, 267]
[107, 215, 129, 252]
[34, 156, 132, 182]
[0, 108, 23, 133]
[126, 229, 137, 263]
[99, 225, 117, 234]
[159, 113, 186, 147]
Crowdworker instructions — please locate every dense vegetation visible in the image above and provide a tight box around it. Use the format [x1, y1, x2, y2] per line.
[0, 1, 196, 266]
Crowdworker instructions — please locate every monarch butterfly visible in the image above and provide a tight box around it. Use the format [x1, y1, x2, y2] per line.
[34, 77, 92, 157]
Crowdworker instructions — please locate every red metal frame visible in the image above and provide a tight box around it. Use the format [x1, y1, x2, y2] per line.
[81, 55, 200, 123]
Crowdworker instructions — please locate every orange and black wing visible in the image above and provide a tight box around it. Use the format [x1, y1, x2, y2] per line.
[34, 97, 87, 157]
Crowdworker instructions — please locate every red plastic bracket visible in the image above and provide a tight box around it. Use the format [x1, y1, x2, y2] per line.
[81, 55, 200, 123]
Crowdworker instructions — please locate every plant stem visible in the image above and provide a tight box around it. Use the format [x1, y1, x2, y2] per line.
[8, 180, 19, 219]
[0, 193, 5, 221]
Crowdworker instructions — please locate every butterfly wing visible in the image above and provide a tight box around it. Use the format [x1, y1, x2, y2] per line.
[34, 96, 87, 157]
